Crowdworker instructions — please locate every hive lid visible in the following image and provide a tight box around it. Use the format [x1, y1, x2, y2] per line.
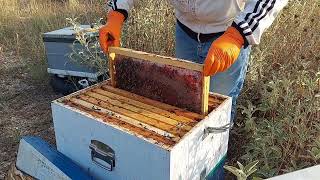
[42, 25, 98, 42]
[54, 81, 227, 150]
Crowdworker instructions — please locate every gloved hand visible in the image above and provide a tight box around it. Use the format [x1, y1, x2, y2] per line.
[203, 27, 244, 76]
[99, 11, 125, 54]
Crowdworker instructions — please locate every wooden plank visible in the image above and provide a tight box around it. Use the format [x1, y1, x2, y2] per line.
[208, 94, 226, 109]
[209, 98, 222, 104]
[103, 78, 221, 111]
[109, 47, 204, 72]
[201, 76, 210, 115]
[102, 85, 205, 120]
[68, 98, 181, 141]
[208, 101, 219, 108]
[85, 91, 193, 131]
[209, 93, 227, 101]
[65, 102, 177, 146]
[108, 52, 116, 87]
[77, 95, 188, 137]
[52, 102, 173, 179]
[91, 88, 197, 124]
[71, 96, 187, 137]
[171, 97, 232, 180]
[209, 96, 225, 104]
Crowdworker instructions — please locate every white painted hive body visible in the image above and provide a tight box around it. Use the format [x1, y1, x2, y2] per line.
[52, 81, 232, 180]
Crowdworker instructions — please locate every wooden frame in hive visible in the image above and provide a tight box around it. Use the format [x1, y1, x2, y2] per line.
[58, 81, 225, 148]
[108, 47, 210, 115]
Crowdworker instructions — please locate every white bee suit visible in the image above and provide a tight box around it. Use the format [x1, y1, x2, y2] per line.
[107, 0, 288, 45]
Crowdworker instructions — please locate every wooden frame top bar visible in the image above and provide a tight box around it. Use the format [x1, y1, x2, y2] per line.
[108, 47, 204, 72]
[55, 80, 227, 149]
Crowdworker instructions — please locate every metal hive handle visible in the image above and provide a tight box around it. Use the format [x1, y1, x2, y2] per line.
[203, 122, 233, 140]
[89, 140, 115, 171]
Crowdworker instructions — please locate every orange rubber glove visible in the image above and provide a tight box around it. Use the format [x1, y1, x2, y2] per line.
[99, 11, 125, 54]
[203, 27, 244, 76]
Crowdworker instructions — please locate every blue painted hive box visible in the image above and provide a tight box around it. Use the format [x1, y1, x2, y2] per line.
[43, 25, 105, 80]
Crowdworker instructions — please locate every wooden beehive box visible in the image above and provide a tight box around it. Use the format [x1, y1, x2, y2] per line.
[52, 81, 232, 180]
[52, 48, 232, 179]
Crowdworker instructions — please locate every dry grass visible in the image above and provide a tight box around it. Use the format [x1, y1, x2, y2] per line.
[0, 0, 105, 82]
[122, 0, 175, 56]
[0, 0, 105, 178]
[0, 0, 319, 179]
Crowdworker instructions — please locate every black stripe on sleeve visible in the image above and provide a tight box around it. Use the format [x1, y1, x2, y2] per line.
[247, 0, 271, 26]
[244, 0, 263, 21]
[244, 32, 253, 36]
[235, 0, 267, 33]
[114, 0, 118, 10]
[251, 0, 276, 31]
[241, 25, 250, 31]
[232, 22, 250, 47]
[237, 21, 246, 27]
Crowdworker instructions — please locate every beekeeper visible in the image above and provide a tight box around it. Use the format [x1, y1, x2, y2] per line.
[99, 0, 288, 122]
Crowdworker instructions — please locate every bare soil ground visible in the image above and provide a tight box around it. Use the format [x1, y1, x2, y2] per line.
[0, 53, 61, 179]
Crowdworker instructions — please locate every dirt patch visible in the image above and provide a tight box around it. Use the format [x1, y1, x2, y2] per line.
[0, 53, 61, 179]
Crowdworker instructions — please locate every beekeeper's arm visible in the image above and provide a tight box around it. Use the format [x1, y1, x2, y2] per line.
[99, 0, 135, 53]
[204, 0, 288, 76]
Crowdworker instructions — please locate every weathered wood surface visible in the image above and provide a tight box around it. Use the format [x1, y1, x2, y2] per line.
[53, 81, 232, 180]
[108, 47, 203, 71]
[170, 96, 232, 180]
[201, 75, 210, 115]
[59, 84, 225, 147]
[53, 102, 173, 180]
[102, 85, 205, 120]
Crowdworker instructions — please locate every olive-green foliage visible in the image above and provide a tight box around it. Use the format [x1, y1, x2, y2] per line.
[236, 0, 320, 177]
